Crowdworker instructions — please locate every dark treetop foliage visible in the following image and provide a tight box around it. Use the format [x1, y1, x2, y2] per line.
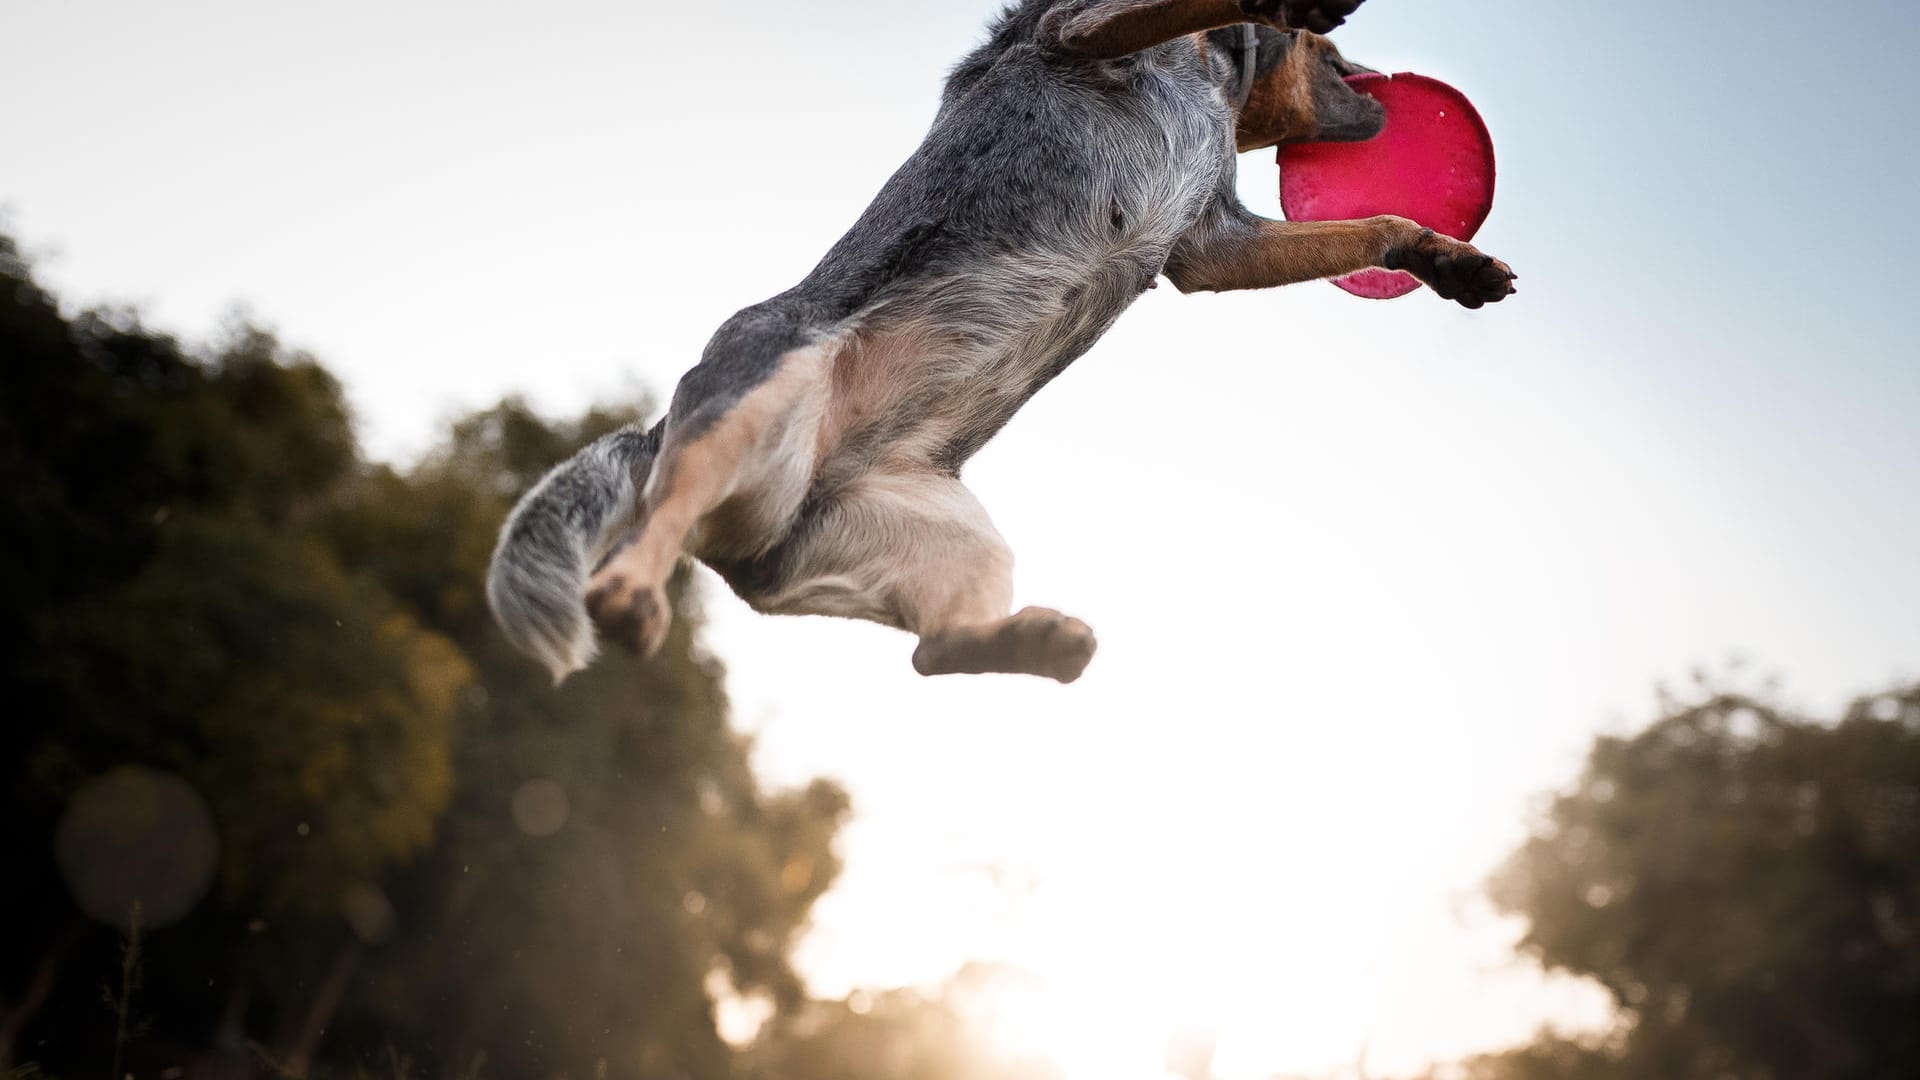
[1466, 684, 1920, 1080]
[0, 232, 848, 1078]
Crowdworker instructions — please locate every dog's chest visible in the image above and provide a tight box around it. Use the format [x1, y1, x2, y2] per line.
[821, 50, 1234, 472]
[952, 63, 1228, 379]
[1101, 59, 1234, 245]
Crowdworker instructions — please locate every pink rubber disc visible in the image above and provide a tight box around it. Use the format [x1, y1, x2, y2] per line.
[1278, 72, 1496, 299]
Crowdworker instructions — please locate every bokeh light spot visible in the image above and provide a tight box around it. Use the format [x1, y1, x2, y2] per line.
[511, 778, 569, 837]
[55, 766, 218, 930]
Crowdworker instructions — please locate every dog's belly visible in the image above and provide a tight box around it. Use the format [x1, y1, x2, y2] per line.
[813, 245, 1162, 487]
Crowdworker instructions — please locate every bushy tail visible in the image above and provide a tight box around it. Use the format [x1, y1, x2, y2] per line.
[487, 422, 662, 682]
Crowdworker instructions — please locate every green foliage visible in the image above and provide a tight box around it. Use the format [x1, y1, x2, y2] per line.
[40, 510, 467, 916]
[0, 233, 848, 1078]
[2, 234, 461, 941]
[315, 396, 852, 1077]
[1476, 684, 1920, 1080]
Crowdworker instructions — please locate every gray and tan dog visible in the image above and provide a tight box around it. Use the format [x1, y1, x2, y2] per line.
[489, 0, 1516, 685]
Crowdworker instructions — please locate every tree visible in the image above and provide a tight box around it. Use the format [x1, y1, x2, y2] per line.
[1, 235, 461, 1072]
[0, 231, 849, 1078]
[1474, 683, 1920, 1079]
[312, 400, 851, 1078]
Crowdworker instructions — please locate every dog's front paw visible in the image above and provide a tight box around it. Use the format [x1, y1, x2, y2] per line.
[1245, 0, 1364, 34]
[1387, 228, 1518, 310]
[585, 570, 672, 658]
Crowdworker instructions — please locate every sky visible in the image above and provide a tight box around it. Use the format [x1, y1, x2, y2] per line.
[4, 0, 1918, 1076]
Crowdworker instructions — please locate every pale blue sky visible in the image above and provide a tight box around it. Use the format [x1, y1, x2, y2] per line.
[4, 1, 1916, 1076]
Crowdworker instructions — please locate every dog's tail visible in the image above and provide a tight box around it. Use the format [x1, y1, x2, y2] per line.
[487, 422, 663, 683]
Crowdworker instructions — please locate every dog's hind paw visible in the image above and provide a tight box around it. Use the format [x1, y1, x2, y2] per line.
[913, 607, 1098, 684]
[585, 571, 672, 659]
[1387, 228, 1518, 310]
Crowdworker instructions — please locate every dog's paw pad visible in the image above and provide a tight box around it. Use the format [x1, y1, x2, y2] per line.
[585, 575, 672, 658]
[1395, 234, 1517, 309]
[1006, 607, 1098, 684]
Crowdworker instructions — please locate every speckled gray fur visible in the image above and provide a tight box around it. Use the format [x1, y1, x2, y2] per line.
[489, 1, 1359, 678]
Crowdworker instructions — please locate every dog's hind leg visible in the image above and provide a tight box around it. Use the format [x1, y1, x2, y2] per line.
[586, 323, 834, 657]
[729, 471, 1097, 684]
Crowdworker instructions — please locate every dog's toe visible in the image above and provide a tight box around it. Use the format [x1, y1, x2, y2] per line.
[585, 575, 672, 658]
[1007, 607, 1098, 684]
[1394, 233, 1517, 309]
[1043, 617, 1098, 684]
[1452, 254, 1517, 306]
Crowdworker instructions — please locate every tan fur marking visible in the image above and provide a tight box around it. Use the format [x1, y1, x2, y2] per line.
[821, 319, 947, 463]
[1235, 30, 1323, 151]
[597, 346, 830, 595]
[1170, 215, 1414, 292]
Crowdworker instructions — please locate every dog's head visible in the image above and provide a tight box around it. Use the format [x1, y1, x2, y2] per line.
[1227, 27, 1386, 152]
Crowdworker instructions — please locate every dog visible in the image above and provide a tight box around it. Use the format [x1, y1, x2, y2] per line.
[488, 0, 1516, 686]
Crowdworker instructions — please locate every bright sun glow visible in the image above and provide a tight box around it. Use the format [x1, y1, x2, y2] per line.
[933, 856, 1401, 1080]
[1069, 908, 1340, 1078]
[960, 965, 1177, 1080]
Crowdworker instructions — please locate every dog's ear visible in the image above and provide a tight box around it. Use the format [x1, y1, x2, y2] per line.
[1234, 29, 1386, 152]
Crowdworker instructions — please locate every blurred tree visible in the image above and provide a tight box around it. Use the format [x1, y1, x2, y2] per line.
[742, 964, 1065, 1080]
[1472, 683, 1920, 1080]
[319, 402, 851, 1078]
[1, 234, 458, 1072]
[0, 232, 849, 1078]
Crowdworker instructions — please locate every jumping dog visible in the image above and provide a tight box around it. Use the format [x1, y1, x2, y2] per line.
[488, 0, 1517, 685]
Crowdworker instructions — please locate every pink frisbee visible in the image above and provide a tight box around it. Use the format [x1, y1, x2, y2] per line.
[1278, 72, 1496, 299]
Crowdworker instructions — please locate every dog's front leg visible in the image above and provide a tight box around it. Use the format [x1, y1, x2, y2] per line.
[1047, 0, 1363, 59]
[1165, 213, 1517, 308]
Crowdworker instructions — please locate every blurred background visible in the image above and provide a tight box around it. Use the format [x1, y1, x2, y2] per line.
[2, 1, 1916, 1078]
